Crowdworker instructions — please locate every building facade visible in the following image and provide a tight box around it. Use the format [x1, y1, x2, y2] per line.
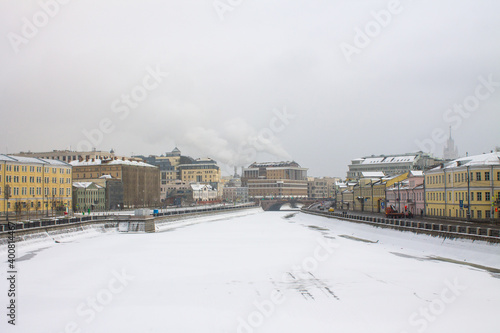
[347, 152, 443, 179]
[82, 176, 124, 210]
[223, 187, 249, 203]
[385, 171, 425, 216]
[425, 152, 500, 221]
[1, 155, 72, 218]
[307, 177, 340, 199]
[178, 158, 222, 188]
[242, 161, 308, 200]
[71, 158, 160, 208]
[72, 182, 106, 212]
[191, 184, 219, 203]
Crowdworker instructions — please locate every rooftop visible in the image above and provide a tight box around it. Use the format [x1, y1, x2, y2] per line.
[248, 161, 302, 168]
[70, 158, 156, 168]
[431, 152, 500, 170]
[0, 154, 71, 166]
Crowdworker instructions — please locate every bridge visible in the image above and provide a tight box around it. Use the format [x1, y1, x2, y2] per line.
[259, 199, 319, 211]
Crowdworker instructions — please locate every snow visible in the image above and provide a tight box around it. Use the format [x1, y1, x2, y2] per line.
[70, 158, 156, 168]
[431, 152, 500, 170]
[1, 210, 500, 333]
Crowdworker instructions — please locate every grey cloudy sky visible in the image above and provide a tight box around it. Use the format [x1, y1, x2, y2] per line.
[1, 0, 499, 177]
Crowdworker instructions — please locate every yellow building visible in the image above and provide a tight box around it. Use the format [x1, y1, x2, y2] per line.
[178, 158, 221, 185]
[347, 172, 410, 212]
[1, 155, 73, 219]
[425, 152, 500, 221]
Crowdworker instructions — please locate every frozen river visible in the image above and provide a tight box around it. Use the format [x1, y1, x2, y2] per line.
[1, 208, 500, 333]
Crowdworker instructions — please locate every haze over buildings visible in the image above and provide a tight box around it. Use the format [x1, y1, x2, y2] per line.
[1, 1, 499, 177]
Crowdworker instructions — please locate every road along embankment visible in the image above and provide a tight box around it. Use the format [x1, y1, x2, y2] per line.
[301, 208, 500, 244]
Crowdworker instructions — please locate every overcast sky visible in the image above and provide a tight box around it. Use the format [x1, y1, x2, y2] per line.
[1, 0, 499, 177]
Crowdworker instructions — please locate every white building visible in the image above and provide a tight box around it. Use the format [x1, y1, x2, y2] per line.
[347, 152, 443, 179]
[191, 183, 219, 202]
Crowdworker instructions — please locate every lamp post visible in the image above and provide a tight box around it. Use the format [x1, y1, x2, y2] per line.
[4, 185, 10, 223]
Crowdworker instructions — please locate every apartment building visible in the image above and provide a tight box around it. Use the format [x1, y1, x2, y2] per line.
[0, 155, 72, 218]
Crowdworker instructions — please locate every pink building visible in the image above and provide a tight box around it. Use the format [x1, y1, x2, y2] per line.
[386, 171, 425, 216]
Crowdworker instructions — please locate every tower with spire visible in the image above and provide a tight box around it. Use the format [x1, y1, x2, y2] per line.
[443, 126, 459, 160]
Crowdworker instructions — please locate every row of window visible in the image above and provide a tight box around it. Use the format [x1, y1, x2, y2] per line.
[1, 165, 70, 174]
[427, 208, 494, 219]
[1, 186, 71, 196]
[1, 175, 70, 184]
[427, 171, 500, 184]
[427, 191, 500, 202]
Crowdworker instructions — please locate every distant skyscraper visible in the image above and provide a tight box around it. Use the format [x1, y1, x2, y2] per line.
[443, 127, 459, 160]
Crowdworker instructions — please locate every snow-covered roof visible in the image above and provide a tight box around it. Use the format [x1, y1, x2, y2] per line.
[99, 174, 113, 179]
[0, 154, 70, 166]
[190, 184, 214, 191]
[409, 170, 424, 177]
[73, 182, 103, 189]
[248, 161, 301, 168]
[70, 159, 156, 168]
[431, 152, 500, 170]
[361, 171, 385, 178]
[357, 155, 417, 165]
[40, 158, 71, 166]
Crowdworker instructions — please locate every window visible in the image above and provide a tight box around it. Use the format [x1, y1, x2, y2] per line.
[476, 172, 481, 181]
[470, 192, 474, 201]
[477, 192, 482, 201]
[477, 210, 482, 219]
[498, 172, 500, 181]
[485, 172, 490, 181]
[485, 192, 490, 201]
[486, 211, 491, 218]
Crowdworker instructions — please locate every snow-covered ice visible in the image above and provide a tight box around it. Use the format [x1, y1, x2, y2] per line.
[1, 209, 499, 333]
